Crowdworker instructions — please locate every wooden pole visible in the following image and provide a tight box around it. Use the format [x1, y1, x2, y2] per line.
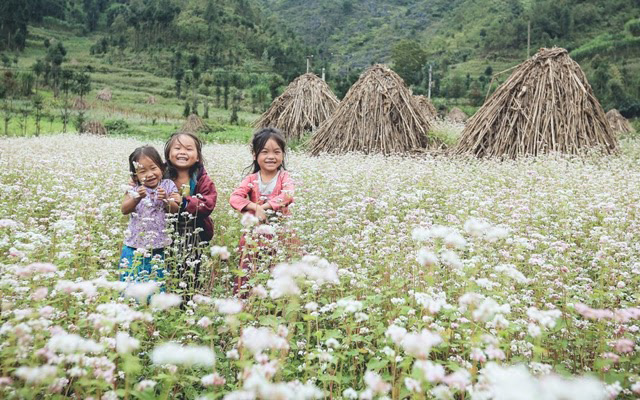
[306, 55, 313, 73]
[527, 21, 531, 58]
[322, 67, 325, 81]
[428, 64, 433, 99]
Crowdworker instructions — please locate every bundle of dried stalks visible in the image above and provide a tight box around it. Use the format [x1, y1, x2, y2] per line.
[72, 97, 89, 110]
[81, 121, 108, 135]
[146, 95, 157, 105]
[414, 95, 438, 120]
[455, 48, 617, 158]
[309, 64, 434, 155]
[96, 88, 112, 102]
[181, 114, 210, 134]
[606, 109, 633, 134]
[447, 107, 467, 123]
[254, 73, 339, 140]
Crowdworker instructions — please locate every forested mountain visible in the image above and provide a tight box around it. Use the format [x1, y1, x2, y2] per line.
[1, 0, 639, 115]
[0, 0, 310, 80]
[261, 0, 640, 114]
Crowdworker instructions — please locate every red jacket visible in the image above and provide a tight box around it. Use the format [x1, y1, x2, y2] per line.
[229, 170, 294, 215]
[182, 167, 217, 242]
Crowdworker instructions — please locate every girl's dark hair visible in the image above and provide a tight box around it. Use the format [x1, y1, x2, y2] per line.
[164, 132, 205, 179]
[129, 146, 165, 184]
[246, 127, 287, 174]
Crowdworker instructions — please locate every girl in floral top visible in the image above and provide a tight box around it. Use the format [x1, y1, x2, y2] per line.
[120, 146, 178, 283]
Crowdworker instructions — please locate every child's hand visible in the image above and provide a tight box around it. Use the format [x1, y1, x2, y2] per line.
[169, 193, 182, 205]
[136, 186, 147, 199]
[157, 187, 167, 201]
[255, 205, 267, 222]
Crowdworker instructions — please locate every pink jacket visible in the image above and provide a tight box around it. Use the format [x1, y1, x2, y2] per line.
[229, 170, 294, 214]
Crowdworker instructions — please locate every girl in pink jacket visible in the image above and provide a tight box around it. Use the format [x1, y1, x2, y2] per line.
[229, 128, 295, 295]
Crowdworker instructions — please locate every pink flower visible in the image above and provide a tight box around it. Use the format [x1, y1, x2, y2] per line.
[31, 287, 48, 301]
[613, 339, 635, 354]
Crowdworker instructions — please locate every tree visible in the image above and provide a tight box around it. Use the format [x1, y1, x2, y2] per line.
[31, 59, 45, 93]
[73, 71, 91, 100]
[391, 40, 428, 86]
[32, 93, 43, 136]
[250, 84, 270, 113]
[175, 67, 185, 98]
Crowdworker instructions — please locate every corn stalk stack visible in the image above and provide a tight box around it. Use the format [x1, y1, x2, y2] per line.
[254, 73, 339, 141]
[455, 48, 617, 158]
[606, 109, 634, 134]
[310, 64, 435, 155]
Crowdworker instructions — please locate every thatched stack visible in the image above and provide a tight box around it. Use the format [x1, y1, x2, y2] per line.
[73, 97, 89, 110]
[82, 121, 108, 135]
[96, 88, 112, 102]
[146, 95, 157, 105]
[254, 73, 339, 140]
[447, 107, 467, 123]
[455, 48, 617, 158]
[414, 95, 438, 120]
[309, 64, 433, 155]
[606, 109, 633, 134]
[181, 114, 210, 134]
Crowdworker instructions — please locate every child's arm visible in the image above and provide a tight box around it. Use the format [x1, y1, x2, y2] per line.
[159, 181, 180, 213]
[265, 171, 295, 211]
[229, 175, 254, 212]
[121, 186, 146, 215]
[183, 173, 217, 217]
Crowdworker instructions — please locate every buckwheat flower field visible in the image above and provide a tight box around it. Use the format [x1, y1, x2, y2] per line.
[1, 134, 640, 399]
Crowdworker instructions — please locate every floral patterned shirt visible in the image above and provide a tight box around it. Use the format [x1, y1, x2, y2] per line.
[124, 179, 178, 249]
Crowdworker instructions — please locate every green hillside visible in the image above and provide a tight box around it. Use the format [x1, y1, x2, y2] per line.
[261, 0, 640, 115]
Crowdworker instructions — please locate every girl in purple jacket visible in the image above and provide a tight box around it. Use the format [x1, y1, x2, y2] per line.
[164, 132, 218, 293]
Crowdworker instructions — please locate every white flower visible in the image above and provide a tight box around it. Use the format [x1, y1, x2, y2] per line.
[364, 371, 391, 395]
[495, 264, 530, 284]
[385, 325, 407, 345]
[210, 245, 230, 260]
[136, 380, 157, 391]
[405, 377, 422, 392]
[14, 365, 58, 384]
[326, 338, 340, 348]
[400, 329, 442, 359]
[116, 331, 140, 354]
[267, 276, 300, 299]
[417, 248, 438, 267]
[444, 232, 466, 249]
[343, 388, 358, 399]
[254, 224, 276, 236]
[251, 285, 268, 298]
[150, 293, 182, 310]
[124, 282, 159, 302]
[337, 298, 363, 313]
[415, 360, 445, 383]
[150, 343, 215, 367]
[48, 333, 103, 354]
[441, 250, 463, 270]
[485, 226, 509, 242]
[464, 218, 491, 237]
[226, 349, 239, 360]
[241, 213, 259, 227]
[215, 298, 243, 314]
[240, 326, 289, 355]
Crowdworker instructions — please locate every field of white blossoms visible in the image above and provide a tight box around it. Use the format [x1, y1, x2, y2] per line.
[1, 134, 640, 399]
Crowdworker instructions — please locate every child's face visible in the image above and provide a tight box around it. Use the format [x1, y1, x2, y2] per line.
[134, 155, 163, 189]
[255, 138, 283, 174]
[169, 135, 199, 171]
